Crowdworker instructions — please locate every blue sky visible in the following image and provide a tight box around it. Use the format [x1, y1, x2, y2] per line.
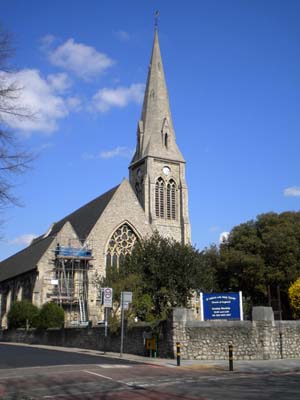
[1, 0, 300, 260]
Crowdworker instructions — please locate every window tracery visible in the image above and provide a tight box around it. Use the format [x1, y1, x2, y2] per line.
[167, 179, 176, 220]
[106, 224, 138, 270]
[155, 177, 165, 218]
[155, 177, 177, 220]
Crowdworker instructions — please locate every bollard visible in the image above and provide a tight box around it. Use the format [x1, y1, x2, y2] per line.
[176, 342, 181, 367]
[279, 332, 283, 359]
[229, 344, 233, 371]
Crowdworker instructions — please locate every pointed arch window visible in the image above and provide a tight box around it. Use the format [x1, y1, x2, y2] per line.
[161, 118, 170, 149]
[106, 224, 138, 270]
[155, 177, 165, 218]
[167, 179, 176, 220]
[164, 133, 168, 148]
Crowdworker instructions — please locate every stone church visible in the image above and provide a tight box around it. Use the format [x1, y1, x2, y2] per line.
[0, 29, 191, 327]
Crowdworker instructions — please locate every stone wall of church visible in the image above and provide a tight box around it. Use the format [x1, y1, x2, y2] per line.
[0, 269, 38, 328]
[1, 187, 154, 329]
[36, 222, 81, 308]
[147, 159, 189, 244]
[86, 180, 153, 324]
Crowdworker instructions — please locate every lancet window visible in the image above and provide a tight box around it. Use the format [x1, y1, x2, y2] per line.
[164, 133, 168, 148]
[155, 177, 165, 218]
[155, 177, 177, 220]
[106, 224, 138, 270]
[167, 179, 176, 220]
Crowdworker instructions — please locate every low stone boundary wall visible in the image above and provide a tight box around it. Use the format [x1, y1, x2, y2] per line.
[0, 325, 149, 356]
[171, 308, 300, 360]
[2, 308, 300, 360]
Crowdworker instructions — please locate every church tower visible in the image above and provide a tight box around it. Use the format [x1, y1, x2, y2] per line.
[129, 28, 191, 244]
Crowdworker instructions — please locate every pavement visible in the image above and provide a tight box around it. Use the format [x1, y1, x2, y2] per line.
[2, 341, 300, 374]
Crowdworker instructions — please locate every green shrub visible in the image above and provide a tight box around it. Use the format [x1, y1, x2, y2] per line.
[36, 302, 65, 329]
[7, 300, 39, 329]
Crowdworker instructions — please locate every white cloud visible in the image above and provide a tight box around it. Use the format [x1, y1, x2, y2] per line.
[82, 147, 134, 160]
[219, 231, 229, 244]
[49, 38, 114, 79]
[40, 34, 56, 51]
[93, 83, 145, 112]
[100, 146, 134, 159]
[0, 69, 77, 134]
[9, 233, 37, 246]
[66, 96, 82, 111]
[47, 72, 71, 93]
[114, 30, 130, 42]
[283, 186, 300, 197]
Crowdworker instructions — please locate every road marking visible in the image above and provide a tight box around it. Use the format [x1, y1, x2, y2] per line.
[97, 364, 131, 368]
[83, 370, 137, 388]
[83, 370, 114, 380]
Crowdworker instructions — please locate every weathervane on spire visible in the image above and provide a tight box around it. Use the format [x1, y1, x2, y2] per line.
[154, 10, 159, 29]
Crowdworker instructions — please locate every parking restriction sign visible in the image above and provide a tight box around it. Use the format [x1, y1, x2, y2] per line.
[103, 287, 113, 308]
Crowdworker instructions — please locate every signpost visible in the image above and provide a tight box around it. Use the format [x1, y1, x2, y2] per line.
[103, 287, 113, 308]
[120, 291, 132, 357]
[200, 292, 243, 321]
[101, 288, 113, 338]
[121, 291, 132, 311]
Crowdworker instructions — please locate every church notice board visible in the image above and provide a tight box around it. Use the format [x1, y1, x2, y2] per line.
[200, 292, 243, 321]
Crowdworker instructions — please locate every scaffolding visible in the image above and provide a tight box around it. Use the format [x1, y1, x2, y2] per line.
[50, 240, 93, 327]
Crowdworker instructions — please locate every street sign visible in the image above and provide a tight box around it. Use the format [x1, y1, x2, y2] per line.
[103, 287, 113, 308]
[122, 292, 132, 303]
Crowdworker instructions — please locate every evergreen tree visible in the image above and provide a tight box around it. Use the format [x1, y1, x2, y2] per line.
[216, 212, 300, 317]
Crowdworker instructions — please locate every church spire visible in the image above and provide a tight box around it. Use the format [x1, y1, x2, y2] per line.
[131, 28, 185, 164]
[129, 26, 191, 245]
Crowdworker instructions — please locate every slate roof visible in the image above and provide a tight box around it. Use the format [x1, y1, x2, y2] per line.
[46, 184, 119, 240]
[0, 184, 119, 283]
[0, 236, 54, 282]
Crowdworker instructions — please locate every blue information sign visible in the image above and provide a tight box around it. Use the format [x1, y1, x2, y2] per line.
[201, 292, 243, 321]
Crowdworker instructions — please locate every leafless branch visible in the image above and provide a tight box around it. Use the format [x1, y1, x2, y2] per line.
[0, 24, 34, 215]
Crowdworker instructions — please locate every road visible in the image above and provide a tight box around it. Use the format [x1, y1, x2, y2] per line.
[0, 343, 300, 399]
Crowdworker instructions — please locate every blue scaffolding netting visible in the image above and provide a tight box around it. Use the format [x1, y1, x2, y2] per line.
[56, 246, 92, 257]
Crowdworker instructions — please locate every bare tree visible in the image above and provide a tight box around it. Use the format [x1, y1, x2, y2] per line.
[0, 26, 32, 210]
